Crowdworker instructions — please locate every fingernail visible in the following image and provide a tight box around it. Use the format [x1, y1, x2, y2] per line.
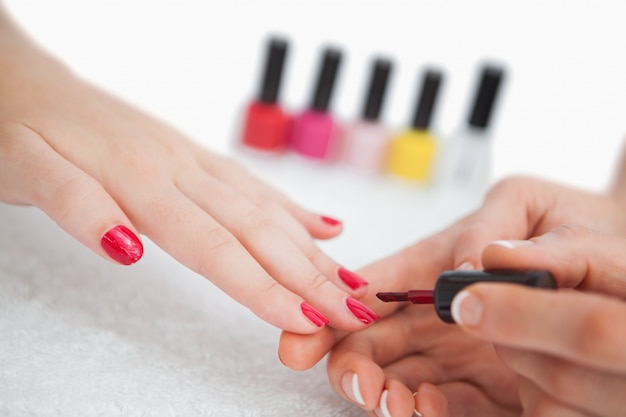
[412, 392, 423, 417]
[346, 297, 380, 324]
[457, 261, 475, 271]
[301, 302, 329, 327]
[321, 215, 341, 227]
[374, 389, 392, 417]
[341, 372, 365, 406]
[101, 225, 143, 265]
[338, 267, 368, 290]
[491, 239, 534, 249]
[451, 290, 483, 327]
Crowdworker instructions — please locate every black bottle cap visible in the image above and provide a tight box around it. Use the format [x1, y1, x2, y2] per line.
[258, 38, 288, 104]
[434, 270, 556, 324]
[411, 69, 443, 130]
[361, 58, 392, 121]
[467, 65, 505, 129]
[310, 48, 342, 112]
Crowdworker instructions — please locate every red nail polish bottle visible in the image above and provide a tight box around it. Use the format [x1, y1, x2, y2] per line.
[241, 37, 292, 152]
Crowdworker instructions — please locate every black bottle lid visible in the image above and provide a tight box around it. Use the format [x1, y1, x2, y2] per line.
[310, 48, 342, 112]
[361, 58, 393, 121]
[258, 38, 288, 104]
[467, 65, 505, 129]
[434, 270, 556, 323]
[411, 69, 443, 130]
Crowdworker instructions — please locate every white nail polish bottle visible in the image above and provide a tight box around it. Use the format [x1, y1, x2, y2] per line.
[438, 64, 505, 194]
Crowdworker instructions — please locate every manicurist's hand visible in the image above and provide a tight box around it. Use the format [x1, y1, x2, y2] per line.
[280, 174, 626, 367]
[278, 175, 626, 414]
[0, 7, 379, 333]
[454, 223, 626, 417]
[294, 225, 626, 417]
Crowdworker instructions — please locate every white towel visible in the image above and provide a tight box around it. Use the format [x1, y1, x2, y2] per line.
[0, 203, 361, 416]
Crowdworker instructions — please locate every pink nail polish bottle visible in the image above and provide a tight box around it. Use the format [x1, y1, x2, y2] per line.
[291, 48, 342, 161]
[341, 58, 393, 172]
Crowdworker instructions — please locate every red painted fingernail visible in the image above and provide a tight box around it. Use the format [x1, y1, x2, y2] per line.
[346, 298, 380, 324]
[101, 225, 143, 265]
[301, 302, 330, 327]
[321, 215, 341, 226]
[338, 267, 368, 290]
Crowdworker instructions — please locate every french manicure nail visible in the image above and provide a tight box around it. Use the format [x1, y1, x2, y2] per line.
[346, 297, 380, 324]
[374, 390, 392, 417]
[301, 302, 330, 327]
[338, 267, 368, 290]
[321, 215, 342, 226]
[491, 239, 534, 249]
[457, 261, 475, 271]
[341, 372, 365, 406]
[412, 392, 423, 417]
[451, 290, 483, 326]
[101, 225, 143, 265]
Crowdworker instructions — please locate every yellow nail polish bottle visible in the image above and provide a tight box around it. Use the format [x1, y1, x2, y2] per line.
[387, 69, 443, 181]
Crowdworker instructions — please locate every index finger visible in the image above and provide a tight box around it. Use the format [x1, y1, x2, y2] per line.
[481, 223, 626, 298]
[452, 283, 626, 373]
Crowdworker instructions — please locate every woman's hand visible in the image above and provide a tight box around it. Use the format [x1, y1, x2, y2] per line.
[0, 9, 379, 333]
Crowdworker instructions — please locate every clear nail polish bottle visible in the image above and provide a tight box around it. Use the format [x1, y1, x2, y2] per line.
[438, 64, 505, 193]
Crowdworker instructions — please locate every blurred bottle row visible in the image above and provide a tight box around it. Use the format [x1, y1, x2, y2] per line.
[237, 37, 505, 193]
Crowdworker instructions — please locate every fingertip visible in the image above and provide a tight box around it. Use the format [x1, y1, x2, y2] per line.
[373, 380, 416, 417]
[481, 239, 537, 270]
[320, 215, 342, 228]
[309, 214, 343, 240]
[337, 267, 369, 292]
[451, 289, 483, 328]
[277, 328, 335, 371]
[100, 224, 143, 265]
[336, 360, 386, 410]
[414, 382, 449, 417]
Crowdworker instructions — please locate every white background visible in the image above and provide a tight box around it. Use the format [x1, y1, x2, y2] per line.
[2, 1, 626, 415]
[6, 0, 626, 191]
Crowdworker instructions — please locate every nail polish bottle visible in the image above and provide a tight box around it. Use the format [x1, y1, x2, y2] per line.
[439, 64, 505, 193]
[387, 69, 443, 181]
[341, 58, 393, 173]
[241, 37, 291, 152]
[291, 48, 342, 161]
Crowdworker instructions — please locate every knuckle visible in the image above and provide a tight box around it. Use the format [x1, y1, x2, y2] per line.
[549, 223, 590, 239]
[238, 208, 274, 236]
[204, 226, 238, 252]
[541, 362, 572, 399]
[49, 175, 100, 222]
[305, 269, 331, 292]
[574, 306, 615, 358]
[195, 227, 238, 276]
[486, 175, 533, 198]
[242, 279, 282, 308]
[304, 244, 326, 266]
